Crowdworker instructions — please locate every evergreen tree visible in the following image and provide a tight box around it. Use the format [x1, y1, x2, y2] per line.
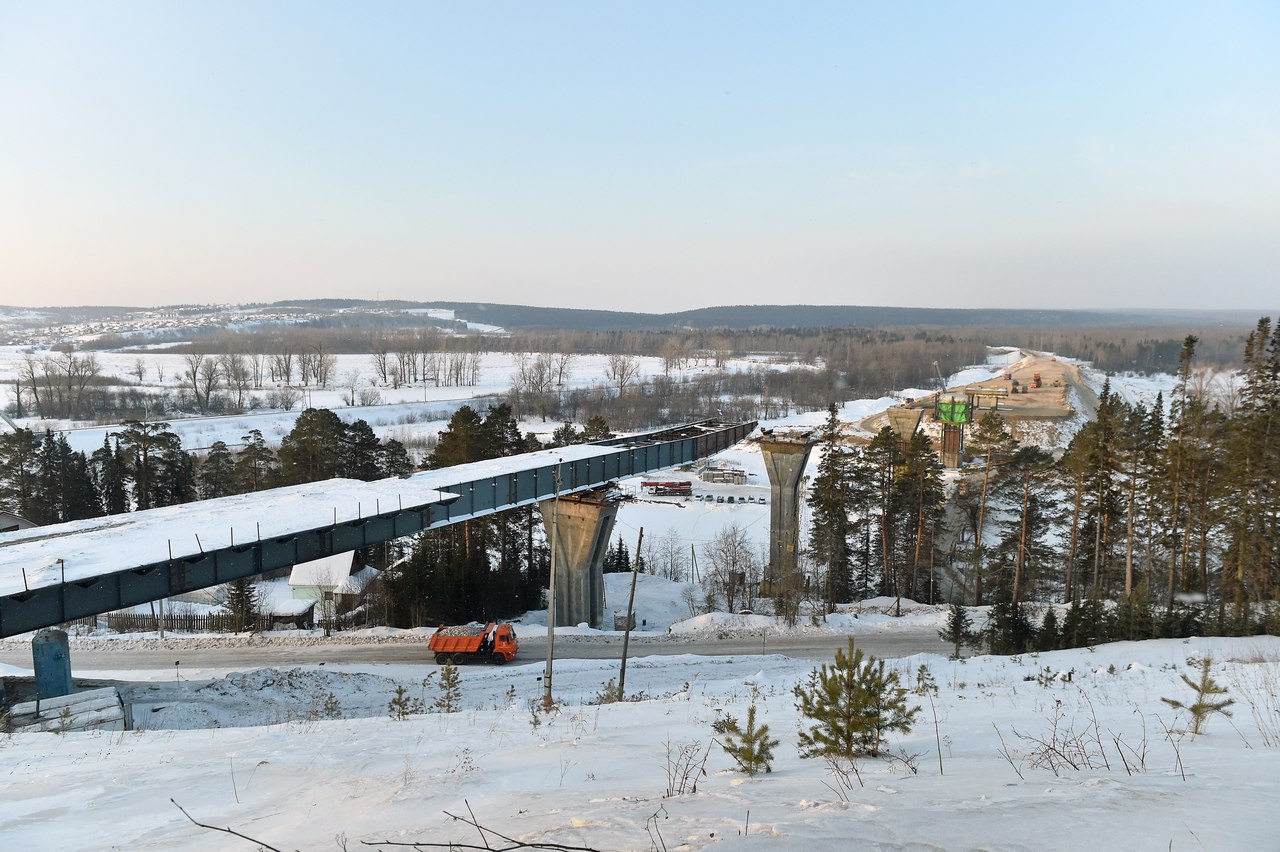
[894, 429, 945, 605]
[223, 578, 262, 632]
[90, 435, 130, 514]
[233, 429, 276, 493]
[1035, 606, 1061, 651]
[198, 441, 237, 499]
[808, 404, 856, 607]
[114, 420, 184, 510]
[428, 406, 486, 469]
[794, 640, 919, 758]
[275, 408, 345, 485]
[378, 438, 414, 478]
[0, 430, 41, 521]
[581, 415, 613, 441]
[338, 418, 382, 481]
[965, 411, 1017, 605]
[604, 536, 632, 573]
[712, 689, 779, 775]
[938, 603, 978, 659]
[991, 446, 1060, 606]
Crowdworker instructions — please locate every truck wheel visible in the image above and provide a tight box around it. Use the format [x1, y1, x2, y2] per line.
[434, 653, 448, 665]
[491, 653, 507, 665]
[450, 654, 465, 666]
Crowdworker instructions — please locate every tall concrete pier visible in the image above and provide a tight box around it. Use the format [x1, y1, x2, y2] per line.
[538, 489, 619, 627]
[758, 433, 816, 589]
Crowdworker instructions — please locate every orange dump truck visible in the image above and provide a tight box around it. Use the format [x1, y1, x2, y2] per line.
[429, 622, 518, 665]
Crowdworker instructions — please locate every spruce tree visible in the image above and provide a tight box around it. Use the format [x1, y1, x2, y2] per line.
[224, 579, 262, 632]
[938, 603, 978, 659]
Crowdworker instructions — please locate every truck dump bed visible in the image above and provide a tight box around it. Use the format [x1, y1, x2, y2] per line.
[428, 623, 491, 654]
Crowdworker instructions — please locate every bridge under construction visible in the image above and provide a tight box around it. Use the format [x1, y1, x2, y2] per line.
[0, 420, 756, 640]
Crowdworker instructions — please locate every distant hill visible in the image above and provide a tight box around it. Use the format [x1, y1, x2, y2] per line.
[409, 302, 1265, 332]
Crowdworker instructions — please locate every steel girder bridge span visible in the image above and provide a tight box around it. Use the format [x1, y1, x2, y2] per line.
[0, 420, 756, 640]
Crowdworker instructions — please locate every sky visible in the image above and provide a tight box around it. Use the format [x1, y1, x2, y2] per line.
[1, 2, 1277, 312]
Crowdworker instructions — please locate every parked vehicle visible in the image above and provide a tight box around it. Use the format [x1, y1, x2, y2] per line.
[428, 622, 518, 665]
[716, 495, 724, 503]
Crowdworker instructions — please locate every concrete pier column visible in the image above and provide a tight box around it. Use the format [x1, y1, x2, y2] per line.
[538, 492, 619, 628]
[759, 435, 816, 589]
[32, 628, 74, 700]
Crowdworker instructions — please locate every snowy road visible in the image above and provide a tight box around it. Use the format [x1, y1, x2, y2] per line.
[0, 629, 951, 672]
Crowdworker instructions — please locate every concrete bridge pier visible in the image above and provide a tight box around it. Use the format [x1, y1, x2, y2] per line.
[759, 435, 816, 590]
[538, 491, 620, 628]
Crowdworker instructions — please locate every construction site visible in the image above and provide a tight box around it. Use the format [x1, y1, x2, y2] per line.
[860, 350, 1096, 456]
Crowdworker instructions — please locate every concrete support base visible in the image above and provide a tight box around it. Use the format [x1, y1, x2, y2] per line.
[32, 628, 73, 700]
[759, 436, 816, 589]
[538, 492, 619, 628]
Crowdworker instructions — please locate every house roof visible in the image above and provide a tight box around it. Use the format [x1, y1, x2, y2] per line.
[335, 565, 378, 595]
[269, 599, 316, 617]
[288, 552, 355, 587]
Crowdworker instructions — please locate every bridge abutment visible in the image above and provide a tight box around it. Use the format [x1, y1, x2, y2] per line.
[538, 492, 619, 628]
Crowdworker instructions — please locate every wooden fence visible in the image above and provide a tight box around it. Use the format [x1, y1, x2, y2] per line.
[104, 612, 279, 634]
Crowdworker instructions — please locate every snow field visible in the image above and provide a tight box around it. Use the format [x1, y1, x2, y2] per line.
[2, 636, 1278, 850]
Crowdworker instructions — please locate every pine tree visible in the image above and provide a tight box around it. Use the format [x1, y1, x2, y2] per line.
[794, 639, 919, 758]
[434, 662, 462, 713]
[712, 689, 779, 775]
[581, 415, 613, 441]
[90, 435, 130, 515]
[275, 408, 345, 485]
[966, 411, 1017, 605]
[1162, 657, 1235, 735]
[808, 404, 856, 607]
[378, 438, 414, 478]
[0, 429, 40, 522]
[233, 429, 276, 493]
[199, 441, 237, 499]
[338, 418, 382, 481]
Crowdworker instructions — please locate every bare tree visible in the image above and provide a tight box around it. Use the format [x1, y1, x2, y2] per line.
[606, 353, 641, 395]
[702, 523, 758, 613]
[552, 351, 576, 386]
[183, 352, 220, 414]
[370, 339, 390, 384]
[219, 352, 251, 412]
[248, 352, 266, 388]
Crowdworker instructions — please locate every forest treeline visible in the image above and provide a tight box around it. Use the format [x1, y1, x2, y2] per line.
[803, 317, 1280, 652]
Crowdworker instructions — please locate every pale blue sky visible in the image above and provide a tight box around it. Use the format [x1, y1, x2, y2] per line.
[1, 2, 1277, 311]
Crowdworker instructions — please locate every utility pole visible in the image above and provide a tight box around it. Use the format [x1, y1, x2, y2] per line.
[617, 527, 644, 699]
[542, 460, 562, 712]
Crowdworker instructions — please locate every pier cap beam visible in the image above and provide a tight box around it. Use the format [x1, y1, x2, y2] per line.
[538, 488, 620, 628]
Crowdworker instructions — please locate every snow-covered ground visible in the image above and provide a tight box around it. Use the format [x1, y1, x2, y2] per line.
[2, 615, 1277, 850]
